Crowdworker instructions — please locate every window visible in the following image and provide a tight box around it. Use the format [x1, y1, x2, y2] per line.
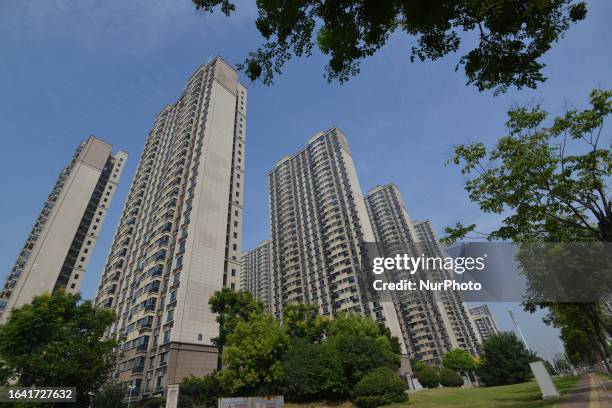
[231, 269, 236, 276]
[74, 274, 79, 279]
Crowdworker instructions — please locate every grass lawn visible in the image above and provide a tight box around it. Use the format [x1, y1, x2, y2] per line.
[285, 376, 580, 408]
[401, 375, 579, 408]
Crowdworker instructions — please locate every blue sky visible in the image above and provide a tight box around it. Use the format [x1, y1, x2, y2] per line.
[1, 0, 610, 359]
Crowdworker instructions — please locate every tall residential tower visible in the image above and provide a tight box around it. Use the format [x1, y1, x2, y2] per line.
[469, 304, 499, 341]
[240, 240, 273, 312]
[0, 136, 127, 323]
[268, 128, 407, 355]
[412, 220, 482, 356]
[365, 184, 459, 365]
[94, 57, 246, 398]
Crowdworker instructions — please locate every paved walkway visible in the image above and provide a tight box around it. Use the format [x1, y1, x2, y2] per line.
[558, 374, 611, 407]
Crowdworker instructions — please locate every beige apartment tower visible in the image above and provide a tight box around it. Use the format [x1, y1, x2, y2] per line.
[365, 184, 460, 365]
[268, 128, 407, 355]
[0, 136, 127, 323]
[412, 219, 482, 356]
[469, 304, 499, 341]
[94, 57, 245, 398]
[240, 241, 273, 312]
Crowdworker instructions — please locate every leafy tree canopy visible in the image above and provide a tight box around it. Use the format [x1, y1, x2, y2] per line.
[327, 312, 402, 355]
[477, 332, 538, 386]
[445, 89, 611, 244]
[443, 348, 476, 373]
[0, 290, 117, 407]
[218, 313, 288, 395]
[409, 358, 428, 374]
[445, 88, 612, 373]
[179, 373, 224, 408]
[209, 288, 264, 351]
[91, 382, 127, 408]
[281, 338, 349, 400]
[326, 334, 399, 386]
[193, 0, 587, 94]
[283, 303, 328, 342]
[327, 312, 382, 338]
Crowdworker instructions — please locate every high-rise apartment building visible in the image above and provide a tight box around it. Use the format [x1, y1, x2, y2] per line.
[0, 136, 127, 323]
[412, 220, 482, 356]
[94, 57, 246, 398]
[240, 240, 273, 311]
[268, 128, 407, 355]
[469, 304, 499, 341]
[365, 184, 459, 365]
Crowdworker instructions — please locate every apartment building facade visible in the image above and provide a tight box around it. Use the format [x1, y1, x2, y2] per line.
[469, 304, 499, 341]
[412, 220, 482, 356]
[0, 136, 126, 323]
[240, 240, 273, 312]
[94, 57, 246, 398]
[268, 128, 407, 355]
[365, 184, 459, 365]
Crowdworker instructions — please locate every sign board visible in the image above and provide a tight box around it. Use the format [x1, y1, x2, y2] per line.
[529, 361, 560, 400]
[165, 384, 180, 408]
[219, 396, 284, 408]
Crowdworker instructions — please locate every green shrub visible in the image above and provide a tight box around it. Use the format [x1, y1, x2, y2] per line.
[91, 383, 127, 408]
[326, 334, 398, 386]
[282, 339, 349, 400]
[141, 396, 165, 407]
[416, 367, 439, 388]
[477, 332, 537, 386]
[179, 373, 223, 408]
[352, 367, 407, 408]
[439, 367, 464, 387]
[410, 358, 427, 374]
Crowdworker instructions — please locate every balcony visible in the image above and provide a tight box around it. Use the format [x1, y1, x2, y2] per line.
[132, 365, 145, 374]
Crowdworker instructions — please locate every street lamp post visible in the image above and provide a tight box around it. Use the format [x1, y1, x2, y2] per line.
[508, 310, 530, 351]
[126, 384, 136, 408]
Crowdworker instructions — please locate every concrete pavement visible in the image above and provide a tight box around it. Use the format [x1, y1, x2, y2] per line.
[558, 374, 611, 407]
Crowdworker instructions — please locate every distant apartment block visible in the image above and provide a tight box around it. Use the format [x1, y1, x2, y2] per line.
[0, 136, 127, 323]
[365, 184, 459, 365]
[268, 128, 407, 354]
[412, 220, 482, 355]
[94, 57, 246, 398]
[469, 304, 499, 341]
[240, 240, 273, 311]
